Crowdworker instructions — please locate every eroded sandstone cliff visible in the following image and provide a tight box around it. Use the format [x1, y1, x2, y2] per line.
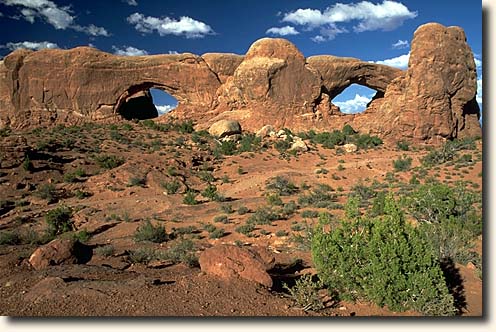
[0, 22, 481, 142]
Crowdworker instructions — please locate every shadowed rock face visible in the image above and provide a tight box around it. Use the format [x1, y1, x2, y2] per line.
[0, 22, 481, 142]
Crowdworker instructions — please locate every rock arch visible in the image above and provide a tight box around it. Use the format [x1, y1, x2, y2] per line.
[0, 22, 482, 142]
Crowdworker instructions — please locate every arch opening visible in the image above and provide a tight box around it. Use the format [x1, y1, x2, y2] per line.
[150, 88, 178, 116]
[116, 84, 179, 120]
[331, 84, 379, 114]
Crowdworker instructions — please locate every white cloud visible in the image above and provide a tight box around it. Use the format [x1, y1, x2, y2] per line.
[0, 11, 4, 16]
[1, 0, 109, 36]
[334, 94, 372, 114]
[476, 77, 482, 104]
[474, 56, 482, 69]
[0, 40, 59, 51]
[282, 1, 417, 40]
[127, 12, 214, 38]
[312, 24, 348, 42]
[168, 50, 179, 54]
[392, 39, 409, 49]
[311, 35, 326, 43]
[73, 24, 109, 37]
[156, 104, 175, 115]
[266, 25, 299, 36]
[112, 45, 148, 56]
[372, 52, 410, 69]
[123, 0, 138, 6]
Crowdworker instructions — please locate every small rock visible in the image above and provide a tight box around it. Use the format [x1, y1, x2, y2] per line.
[276, 129, 287, 138]
[343, 143, 357, 153]
[466, 261, 476, 270]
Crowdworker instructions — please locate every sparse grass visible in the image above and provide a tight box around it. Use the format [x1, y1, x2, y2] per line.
[128, 176, 146, 187]
[275, 230, 288, 237]
[129, 247, 156, 264]
[95, 244, 115, 257]
[220, 204, 234, 214]
[160, 239, 198, 267]
[284, 274, 325, 312]
[247, 206, 281, 225]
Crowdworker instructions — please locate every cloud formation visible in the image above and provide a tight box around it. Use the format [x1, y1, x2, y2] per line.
[156, 104, 175, 115]
[476, 77, 482, 104]
[127, 12, 214, 38]
[123, 0, 137, 6]
[266, 25, 299, 36]
[112, 45, 148, 56]
[282, 1, 417, 42]
[334, 94, 372, 114]
[0, 40, 59, 51]
[392, 39, 409, 49]
[1, 0, 109, 36]
[372, 52, 410, 69]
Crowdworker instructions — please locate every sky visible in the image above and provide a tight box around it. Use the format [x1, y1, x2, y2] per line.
[0, 0, 482, 115]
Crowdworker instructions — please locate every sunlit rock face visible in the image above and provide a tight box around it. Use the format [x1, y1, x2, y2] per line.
[0, 22, 481, 143]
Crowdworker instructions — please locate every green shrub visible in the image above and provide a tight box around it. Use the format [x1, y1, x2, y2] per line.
[396, 140, 410, 151]
[237, 206, 250, 215]
[36, 183, 58, 203]
[213, 215, 229, 224]
[45, 206, 73, 236]
[247, 206, 281, 225]
[266, 193, 283, 206]
[209, 228, 226, 239]
[134, 219, 168, 243]
[160, 239, 198, 267]
[312, 196, 456, 316]
[94, 154, 125, 169]
[342, 124, 356, 136]
[161, 180, 180, 194]
[218, 140, 237, 156]
[265, 176, 298, 196]
[275, 230, 288, 237]
[298, 186, 337, 208]
[220, 204, 234, 214]
[238, 133, 261, 153]
[282, 200, 298, 217]
[202, 184, 224, 202]
[183, 190, 198, 205]
[393, 156, 413, 172]
[128, 176, 146, 187]
[236, 223, 255, 236]
[301, 210, 319, 219]
[22, 156, 33, 172]
[0, 230, 21, 245]
[422, 138, 476, 167]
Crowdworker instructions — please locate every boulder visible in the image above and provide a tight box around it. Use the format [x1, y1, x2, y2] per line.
[290, 139, 309, 152]
[353, 22, 481, 142]
[256, 125, 275, 138]
[199, 245, 275, 287]
[343, 143, 358, 153]
[208, 120, 242, 138]
[29, 239, 92, 270]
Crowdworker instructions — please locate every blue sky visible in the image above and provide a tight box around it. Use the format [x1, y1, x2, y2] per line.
[0, 0, 482, 115]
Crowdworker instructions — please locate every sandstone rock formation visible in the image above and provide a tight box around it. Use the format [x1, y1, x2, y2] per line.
[29, 239, 92, 270]
[0, 22, 481, 143]
[199, 245, 275, 287]
[353, 23, 481, 142]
